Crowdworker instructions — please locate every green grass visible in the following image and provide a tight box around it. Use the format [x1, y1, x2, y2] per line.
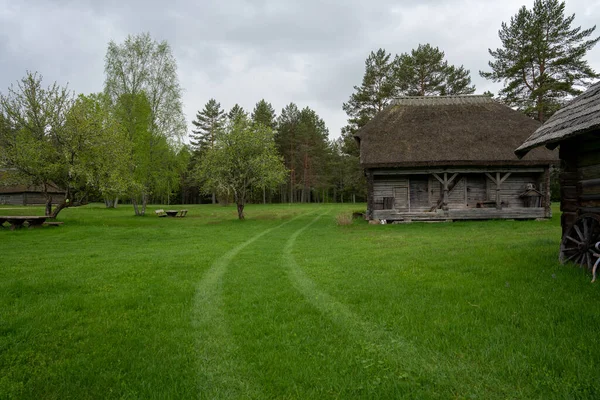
[1, 203, 599, 399]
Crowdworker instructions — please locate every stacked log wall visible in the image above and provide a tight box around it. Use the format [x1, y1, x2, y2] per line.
[560, 132, 600, 236]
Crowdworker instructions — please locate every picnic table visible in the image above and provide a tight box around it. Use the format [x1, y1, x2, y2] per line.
[0, 216, 48, 230]
[156, 209, 188, 218]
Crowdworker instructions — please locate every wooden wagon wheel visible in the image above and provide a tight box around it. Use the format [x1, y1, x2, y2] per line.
[560, 214, 600, 276]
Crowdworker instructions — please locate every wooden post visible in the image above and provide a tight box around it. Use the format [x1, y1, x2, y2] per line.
[443, 173, 449, 209]
[496, 172, 501, 209]
[366, 170, 374, 220]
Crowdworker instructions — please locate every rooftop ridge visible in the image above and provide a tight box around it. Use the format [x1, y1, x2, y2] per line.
[392, 95, 495, 106]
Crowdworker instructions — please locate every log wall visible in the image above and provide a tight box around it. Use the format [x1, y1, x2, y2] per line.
[559, 131, 600, 235]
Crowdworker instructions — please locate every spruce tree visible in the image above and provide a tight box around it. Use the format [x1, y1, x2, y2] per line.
[227, 104, 248, 126]
[190, 99, 225, 153]
[480, 0, 599, 122]
[251, 99, 277, 130]
[395, 44, 476, 96]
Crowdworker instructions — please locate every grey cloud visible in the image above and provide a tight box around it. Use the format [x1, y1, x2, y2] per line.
[1, 0, 599, 139]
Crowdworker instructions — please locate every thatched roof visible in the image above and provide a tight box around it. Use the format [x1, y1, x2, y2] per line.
[354, 95, 557, 168]
[515, 82, 600, 157]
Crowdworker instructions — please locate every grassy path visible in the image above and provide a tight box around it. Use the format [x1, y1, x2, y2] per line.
[281, 212, 440, 394]
[192, 212, 310, 399]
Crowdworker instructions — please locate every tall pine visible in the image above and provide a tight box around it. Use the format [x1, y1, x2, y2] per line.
[342, 49, 397, 135]
[395, 44, 476, 96]
[251, 99, 277, 130]
[228, 104, 248, 126]
[190, 99, 225, 153]
[480, 0, 599, 122]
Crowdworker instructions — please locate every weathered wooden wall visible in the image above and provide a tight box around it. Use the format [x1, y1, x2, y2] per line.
[559, 131, 600, 235]
[368, 167, 551, 221]
[0, 193, 24, 205]
[0, 192, 60, 206]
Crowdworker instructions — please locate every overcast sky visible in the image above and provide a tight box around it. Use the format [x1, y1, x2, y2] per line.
[1, 0, 599, 141]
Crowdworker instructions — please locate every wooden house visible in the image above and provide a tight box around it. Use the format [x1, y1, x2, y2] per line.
[0, 171, 65, 205]
[354, 95, 558, 222]
[516, 82, 600, 272]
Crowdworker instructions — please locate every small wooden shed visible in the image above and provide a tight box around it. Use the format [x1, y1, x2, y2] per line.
[516, 82, 600, 271]
[0, 171, 65, 205]
[354, 95, 558, 222]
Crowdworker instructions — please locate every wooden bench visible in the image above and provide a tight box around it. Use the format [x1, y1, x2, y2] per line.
[176, 210, 188, 218]
[155, 209, 167, 217]
[44, 221, 64, 227]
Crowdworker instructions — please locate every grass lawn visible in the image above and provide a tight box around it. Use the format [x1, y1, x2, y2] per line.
[1, 203, 599, 399]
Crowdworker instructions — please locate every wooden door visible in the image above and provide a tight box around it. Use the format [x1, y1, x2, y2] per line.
[393, 186, 409, 210]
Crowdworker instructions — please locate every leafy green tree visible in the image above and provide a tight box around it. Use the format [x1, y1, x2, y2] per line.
[480, 0, 599, 122]
[104, 32, 185, 214]
[395, 44, 476, 96]
[0, 73, 131, 217]
[190, 99, 226, 153]
[251, 99, 277, 130]
[197, 119, 287, 219]
[0, 72, 73, 216]
[64, 93, 131, 209]
[342, 49, 397, 135]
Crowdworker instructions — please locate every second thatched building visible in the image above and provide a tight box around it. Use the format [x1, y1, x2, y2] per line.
[354, 95, 558, 222]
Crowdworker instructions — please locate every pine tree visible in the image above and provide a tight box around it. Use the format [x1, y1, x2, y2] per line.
[395, 44, 476, 96]
[276, 103, 301, 203]
[342, 49, 397, 135]
[227, 104, 248, 126]
[296, 107, 330, 203]
[251, 99, 277, 130]
[480, 0, 599, 122]
[190, 99, 225, 152]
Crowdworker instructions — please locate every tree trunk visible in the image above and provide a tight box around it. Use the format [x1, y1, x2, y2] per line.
[45, 196, 53, 217]
[132, 198, 140, 216]
[141, 193, 147, 216]
[212, 191, 216, 204]
[50, 199, 69, 219]
[237, 203, 245, 220]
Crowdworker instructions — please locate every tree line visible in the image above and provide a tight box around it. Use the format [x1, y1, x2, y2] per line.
[0, 0, 597, 218]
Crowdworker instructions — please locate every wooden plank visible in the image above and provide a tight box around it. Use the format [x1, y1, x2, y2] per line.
[447, 173, 459, 185]
[580, 207, 600, 214]
[373, 208, 546, 221]
[579, 194, 600, 201]
[485, 173, 497, 184]
[560, 199, 578, 212]
[560, 171, 578, 182]
[561, 186, 577, 199]
[372, 167, 546, 176]
[409, 176, 429, 208]
[578, 165, 600, 181]
[580, 199, 600, 208]
[432, 173, 444, 185]
[499, 172, 512, 184]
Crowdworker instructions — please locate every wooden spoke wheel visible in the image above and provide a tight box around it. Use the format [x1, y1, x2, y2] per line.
[560, 214, 600, 270]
